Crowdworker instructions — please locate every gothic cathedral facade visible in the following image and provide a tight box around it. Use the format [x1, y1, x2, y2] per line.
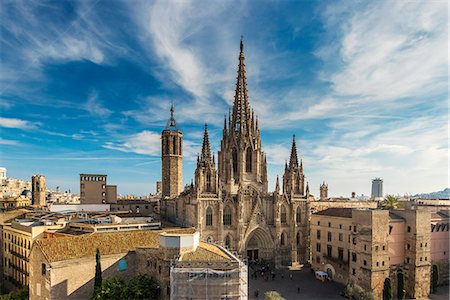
[161, 40, 313, 266]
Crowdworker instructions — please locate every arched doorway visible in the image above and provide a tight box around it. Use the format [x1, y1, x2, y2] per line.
[244, 227, 275, 262]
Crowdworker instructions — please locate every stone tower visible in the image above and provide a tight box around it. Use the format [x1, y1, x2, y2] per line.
[161, 104, 183, 199]
[31, 174, 46, 206]
[195, 124, 218, 195]
[218, 38, 268, 195]
[320, 181, 328, 200]
[282, 135, 305, 195]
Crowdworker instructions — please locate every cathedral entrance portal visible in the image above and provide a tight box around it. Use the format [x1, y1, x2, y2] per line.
[244, 227, 274, 262]
[247, 235, 259, 261]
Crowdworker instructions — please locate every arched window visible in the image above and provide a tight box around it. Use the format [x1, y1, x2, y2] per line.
[206, 207, 213, 226]
[179, 138, 182, 155]
[225, 236, 231, 249]
[297, 231, 301, 245]
[172, 136, 177, 154]
[296, 207, 301, 224]
[206, 172, 211, 192]
[280, 205, 287, 224]
[164, 137, 169, 155]
[232, 148, 238, 175]
[223, 206, 232, 225]
[281, 232, 287, 246]
[246, 147, 252, 172]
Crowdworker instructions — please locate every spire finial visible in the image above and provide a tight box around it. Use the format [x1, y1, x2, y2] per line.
[201, 123, 212, 162]
[240, 35, 244, 52]
[166, 103, 177, 129]
[289, 134, 299, 169]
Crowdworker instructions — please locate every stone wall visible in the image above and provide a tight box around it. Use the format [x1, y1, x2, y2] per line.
[29, 247, 136, 300]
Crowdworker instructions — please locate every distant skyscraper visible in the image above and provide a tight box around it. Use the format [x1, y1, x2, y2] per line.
[371, 178, 383, 199]
[0, 167, 6, 180]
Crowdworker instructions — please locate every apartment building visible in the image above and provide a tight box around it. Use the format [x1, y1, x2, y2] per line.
[311, 208, 433, 299]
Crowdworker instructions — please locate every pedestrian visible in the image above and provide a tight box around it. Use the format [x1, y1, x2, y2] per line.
[290, 274, 293, 280]
[281, 273, 284, 279]
[297, 286, 300, 293]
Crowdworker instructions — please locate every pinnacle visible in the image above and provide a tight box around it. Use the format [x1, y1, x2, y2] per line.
[289, 134, 299, 169]
[201, 124, 212, 162]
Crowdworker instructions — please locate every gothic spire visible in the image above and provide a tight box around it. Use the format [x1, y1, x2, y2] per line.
[165, 103, 177, 129]
[289, 135, 299, 169]
[201, 124, 212, 162]
[231, 37, 251, 134]
[275, 175, 280, 194]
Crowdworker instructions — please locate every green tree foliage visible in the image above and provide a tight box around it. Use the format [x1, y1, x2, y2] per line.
[432, 264, 439, 293]
[383, 278, 393, 300]
[94, 248, 102, 288]
[381, 195, 401, 209]
[397, 270, 405, 299]
[92, 274, 160, 300]
[264, 291, 286, 300]
[345, 283, 374, 300]
[0, 286, 28, 300]
[382, 195, 399, 210]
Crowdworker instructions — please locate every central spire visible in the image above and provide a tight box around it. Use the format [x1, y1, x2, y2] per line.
[200, 124, 212, 162]
[289, 135, 299, 169]
[231, 37, 251, 135]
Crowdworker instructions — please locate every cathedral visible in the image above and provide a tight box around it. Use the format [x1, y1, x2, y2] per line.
[161, 39, 314, 266]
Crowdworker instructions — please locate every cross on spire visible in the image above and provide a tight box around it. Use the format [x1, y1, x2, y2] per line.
[166, 103, 177, 129]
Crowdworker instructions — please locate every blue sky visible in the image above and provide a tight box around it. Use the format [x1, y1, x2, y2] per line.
[0, 0, 448, 197]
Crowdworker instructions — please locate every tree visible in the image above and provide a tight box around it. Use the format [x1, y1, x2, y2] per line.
[264, 291, 286, 300]
[432, 264, 439, 293]
[397, 270, 405, 299]
[92, 277, 125, 300]
[0, 286, 28, 300]
[345, 283, 374, 300]
[126, 274, 160, 299]
[94, 248, 102, 289]
[92, 274, 160, 300]
[382, 195, 399, 210]
[383, 278, 393, 300]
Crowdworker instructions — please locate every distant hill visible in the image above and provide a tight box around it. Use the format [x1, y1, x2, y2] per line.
[412, 188, 450, 199]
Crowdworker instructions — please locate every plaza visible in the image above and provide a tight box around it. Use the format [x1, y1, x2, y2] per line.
[248, 266, 345, 300]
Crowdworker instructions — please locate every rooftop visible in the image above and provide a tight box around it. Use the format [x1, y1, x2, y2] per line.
[35, 228, 196, 263]
[314, 208, 353, 218]
[180, 242, 232, 262]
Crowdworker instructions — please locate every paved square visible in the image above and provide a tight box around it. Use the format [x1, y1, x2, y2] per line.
[248, 266, 345, 300]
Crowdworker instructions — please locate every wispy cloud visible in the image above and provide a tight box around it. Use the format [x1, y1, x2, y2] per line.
[0, 138, 19, 145]
[0, 117, 39, 130]
[103, 130, 161, 156]
[84, 91, 112, 118]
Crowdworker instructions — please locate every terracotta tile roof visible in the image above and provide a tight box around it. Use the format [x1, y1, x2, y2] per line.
[314, 208, 353, 218]
[0, 210, 28, 224]
[180, 242, 232, 262]
[36, 228, 195, 263]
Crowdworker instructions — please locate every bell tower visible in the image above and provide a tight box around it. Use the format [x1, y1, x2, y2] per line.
[161, 104, 183, 199]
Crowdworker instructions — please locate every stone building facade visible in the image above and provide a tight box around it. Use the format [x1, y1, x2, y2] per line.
[79, 174, 117, 204]
[31, 175, 46, 207]
[160, 40, 378, 267]
[29, 229, 246, 300]
[310, 208, 433, 299]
